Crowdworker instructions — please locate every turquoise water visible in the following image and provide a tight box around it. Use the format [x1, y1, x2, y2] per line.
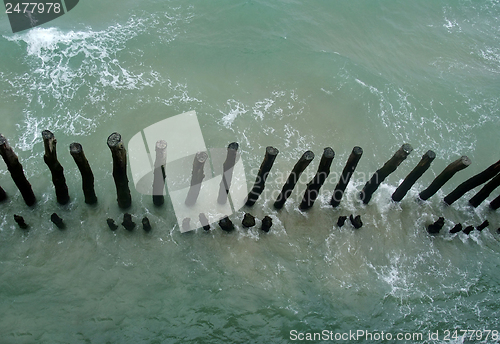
[0, 1, 499, 343]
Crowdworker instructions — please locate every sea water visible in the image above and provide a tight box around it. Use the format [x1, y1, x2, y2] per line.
[0, 1, 499, 343]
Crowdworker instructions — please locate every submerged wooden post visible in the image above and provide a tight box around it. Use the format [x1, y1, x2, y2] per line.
[427, 217, 445, 234]
[42, 130, 69, 205]
[419, 156, 471, 201]
[274, 150, 314, 209]
[218, 142, 239, 204]
[330, 146, 363, 207]
[392, 150, 435, 202]
[261, 215, 272, 232]
[70, 143, 97, 204]
[299, 147, 335, 210]
[245, 146, 279, 207]
[122, 213, 135, 231]
[14, 214, 28, 229]
[463, 225, 474, 235]
[450, 223, 462, 234]
[152, 140, 167, 206]
[242, 213, 256, 228]
[0, 186, 6, 201]
[468, 173, 500, 208]
[107, 133, 132, 209]
[50, 213, 65, 229]
[0, 134, 36, 206]
[477, 220, 489, 232]
[490, 194, 500, 210]
[219, 216, 234, 232]
[360, 144, 413, 204]
[444, 159, 500, 205]
[185, 151, 208, 206]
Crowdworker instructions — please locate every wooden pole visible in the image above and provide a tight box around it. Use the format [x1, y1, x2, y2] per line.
[444, 159, 500, 205]
[107, 218, 118, 231]
[142, 217, 152, 232]
[463, 225, 474, 235]
[261, 216, 272, 232]
[490, 194, 500, 210]
[42, 130, 69, 205]
[360, 144, 413, 204]
[219, 216, 234, 232]
[218, 142, 239, 204]
[476, 220, 489, 232]
[14, 214, 28, 229]
[245, 146, 279, 207]
[330, 146, 363, 207]
[419, 156, 471, 201]
[391, 150, 435, 202]
[122, 213, 135, 231]
[107, 133, 132, 209]
[70, 143, 97, 204]
[242, 213, 256, 228]
[427, 217, 444, 234]
[0, 134, 36, 206]
[0, 186, 6, 202]
[299, 147, 335, 210]
[349, 214, 363, 229]
[468, 173, 500, 208]
[185, 151, 208, 206]
[50, 213, 65, 229]
[152, 140, 167, 206]
[449, 223, 462, 234]
[273, 150, 314, 209]
[337, 215, 347, 227]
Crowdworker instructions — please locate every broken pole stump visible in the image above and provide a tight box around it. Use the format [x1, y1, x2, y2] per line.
[42, 130, 69, 205]
[245, 146, 279, 207]
[219, 216, 234, 232]
[242, 213, 256, 228]
[142, 217, 152, 232]
[490, 194, 500, 210]
[107, 218, 118, 231]
[360, 144, 413, 205]
[419, 156, 471, 201]
[152, 140, 167, 206]
[469, 173, 500, 208]
[14, 215, 28, 229]
[0, 134, 36, 206]
[299, 147, 335, 210]
[450, 223, 463, 234]
[261, 216, 272, 232]
[463, 225, 474, 235]
[0, 186, 6, 202]
[444, 159, 500, 205]
[185, 151, 208, 206]
[392, 150, 435, 202]
[70, 143, 97, 205]
[274, 150, 315, 209]
[476, 220, 489, 232]
[331, 146, 363, 207]
[50, 213, 65, 229]
[122, 213, 135, 231]
[350, 214, 363, 229]
[218, 142, 239, 204]
[427, 217, 445, 234]
[107, 133, 132, 209]
[337, 215, 347, 227]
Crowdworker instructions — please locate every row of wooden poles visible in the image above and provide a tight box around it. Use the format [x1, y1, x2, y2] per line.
[1, 132, 500, 221]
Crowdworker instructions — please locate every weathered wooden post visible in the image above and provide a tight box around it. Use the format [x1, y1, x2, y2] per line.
[360, 144, 413, 204]
[107, 218, 118, 231]
[337, 215, 347, 227]
[330, 146, 363, 207]
[463, 225, 474, 235]
[261, 216, 272, 232]
[42, 130, 69, 205]
[219, 216, 234, 232]
[476, 220, 489, 232]
[242, 213, 256, 228]
[122, 213, 135, 231]
[427, 217, 445, 234]
[468, 173, 500, 208]
[273, 151, 314, 209]
[419, 156, 471, 201]
[490, 194, 500, 210]
[14, 215, 28, 229]
[392, 150, 435, 202]
[107, 133, 132, 209]
[70, 143, 97, 204]
[142, 217, 152, 232]
[245, 146, 279, 207]
[0, 186, 6, 202]
[185, 151, 208, 206]
[350, 214, 363, 229]
[152, 140, 167, 206]
[50, 213, 65, 229]
[444, 159, 500, 205]
[218, 142, 239, 204]
[450, 223, 462, 234]
[299, 147, 335, 210]
[0, 134, 36, 206]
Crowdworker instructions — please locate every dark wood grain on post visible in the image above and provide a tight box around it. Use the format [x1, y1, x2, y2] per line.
[330, 146, 363, 207]
[70, 143, 97, 204]
[299, 147, 335, 210]
[490, 194, 500, 210]
[0, 186, 6, 202]
[245, 146, 279, 207]
[218, 142, 239, 204]
[274, 150, 314, 209]
[152, 140, 167, 206]
[419, 156, 471, 201]
[360, 144, 413, 204]
[0, 134, 36, 206]
[392, 150, 435, 202]
[185, 151, 208, 206]
[468, 173, 500, 208]
[42, 130, 69, 204]
[107, 133, 132, 209]
[444, 159, 500, 205]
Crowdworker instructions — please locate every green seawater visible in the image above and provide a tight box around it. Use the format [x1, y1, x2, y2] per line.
[0, 1, 499, 343]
